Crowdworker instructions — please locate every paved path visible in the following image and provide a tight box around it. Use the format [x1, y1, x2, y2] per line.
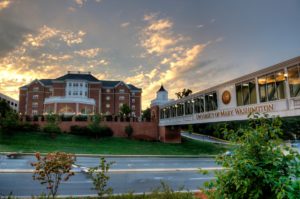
[181, 132, 229, 144]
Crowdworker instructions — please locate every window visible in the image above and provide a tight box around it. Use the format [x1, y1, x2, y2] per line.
[32, 102, 38, 107]
[236, 79, 257, 106]
[205, 92, 218, 112]
[119, 103, 123, 107]
[73, 91, 78, 96]
[119, 89, 125, 93]
[258, 70, 286, 102]
[288, 65, 300, 97]
[132, 105, 136, 110]
[33, 87, 39, 92]
[85, 91, 87, 96]
[85, 84, 88, 88]
[131, 93, 135, 96]
[176, 103, 184, 116]
[69, 91, 71, 96]
[32, 110, 38, 115]
[194, 96, 205, 113]
[184, 101, 193, 115]
[106, 96, 110, 100]
[106, 104, 110, 108]
[69, 83, 72, 87]
[119, 96, 125, 100]
[132, 98, 135, 103]
[33, 95, 39, 99]
[106, 89, 110, 93]
[80, 83, 83, 87]
[80, 91, 82, 96]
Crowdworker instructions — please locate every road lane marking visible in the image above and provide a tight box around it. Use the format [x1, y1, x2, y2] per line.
[189, 177, 216, 180]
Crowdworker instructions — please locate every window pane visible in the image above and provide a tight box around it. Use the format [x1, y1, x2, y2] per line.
[212, 92, 218, 110]
[258, 76, 267, 102]
[288, 65, 300, 97]
[275, 70, 285, 99]
[200, 97, 205, 112]
[249, 80, 257, 104]
[236, 84, 243, 106]
[267, 74, 276, 101]
[242, 83, 250, 105]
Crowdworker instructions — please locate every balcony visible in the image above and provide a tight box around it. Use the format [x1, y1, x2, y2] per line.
[44, 96, 95, 105]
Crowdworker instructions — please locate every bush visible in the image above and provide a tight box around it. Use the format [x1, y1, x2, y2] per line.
[88, 114, 102, 139]
[203, 113, 300, 199]
[60, 115, 72, 121]
[17, 122, 40, 132]
[75, 115, 88, 121]
[43, 123, 61, 136]
[70, 125, 91, 136]
[100, 125, 113, 137]
[0, 111, 19, 132]
[125, 124, 133, 138]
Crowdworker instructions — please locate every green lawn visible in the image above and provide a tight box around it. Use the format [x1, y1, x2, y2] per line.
[0, 132, 227, 155]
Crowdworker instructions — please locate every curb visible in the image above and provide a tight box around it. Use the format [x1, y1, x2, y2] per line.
[0, 152, 217, 158]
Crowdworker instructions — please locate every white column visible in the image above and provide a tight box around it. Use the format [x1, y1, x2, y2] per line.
[284, 67, 291, 110]
[76, 103, 79, 115]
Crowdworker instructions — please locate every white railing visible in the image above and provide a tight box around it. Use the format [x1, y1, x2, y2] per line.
[44, 96, 95, 105]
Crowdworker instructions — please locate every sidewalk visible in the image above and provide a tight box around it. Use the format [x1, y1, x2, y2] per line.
[181, 132, 230, 145]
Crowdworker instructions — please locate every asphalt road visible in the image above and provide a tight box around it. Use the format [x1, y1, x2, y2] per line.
[0, 155, 218, 196]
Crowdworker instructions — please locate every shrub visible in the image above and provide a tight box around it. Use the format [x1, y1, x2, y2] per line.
[0, 110, 19, 132]
[31, 152, 75, 199]
[100, 125, 113, 137]
[88, 157, 114, 197]
[125, 124, 133, 138]
[75, 115, 88, 121]
[70, 125, 91, 136]
[203, 113, 300, 199]
[44, 114, 61, 138]
[17, 122, 40, 132]
[88, 114, 102, 139]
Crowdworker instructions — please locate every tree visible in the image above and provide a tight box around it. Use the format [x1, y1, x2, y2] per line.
[175, 88, 193, 99]
[125, 124, 133, 138]
[88, 157, 114, 198]
[43, 114, 61, 138]
[142, 108, 151, 121]
[31, 152, 75, 199]
[203, 113, 300, 199]
[87, 114, 102, 139]
[119, 104, 131, 117]
[0, 99, 12, 118]
[0, 110, 19, 132]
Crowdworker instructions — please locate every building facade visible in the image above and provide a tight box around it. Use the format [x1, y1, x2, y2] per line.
[158, 56, 300, 126]
[0, 92, 19, 112]
[19, 71, 142, 117]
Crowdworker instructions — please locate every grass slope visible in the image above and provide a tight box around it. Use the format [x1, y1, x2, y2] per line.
[0, 132, 227, 155]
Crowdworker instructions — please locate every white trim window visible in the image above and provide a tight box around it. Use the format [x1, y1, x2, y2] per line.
[119, 89, 125, 93]
[32, 110, 38, 115]
[106, 104, 110, 108]
[33, 87, 39, 92]
[32, 102, 38, 107]
[132, 105, 136, 110]
[106, 96, 110, 101]
[119, 96, 125, 100]
[33, 95, 39, 99]
[132, 98, 135, 103]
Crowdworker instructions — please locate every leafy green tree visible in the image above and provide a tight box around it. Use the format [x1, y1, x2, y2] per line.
[125, 124, 133, 138]
[142, 108, 151, 121]
[119, 104, 131, 117]
[31, 152, 75, 199]
[87, 114, 102, 139]
[0, 110, 19, 132]
[204, 113, 300, 199]
[0, 99, 12, 118]
[175, 88, 193, 99]
[43, 114, 61, 138]
[88, 157, 114, 198]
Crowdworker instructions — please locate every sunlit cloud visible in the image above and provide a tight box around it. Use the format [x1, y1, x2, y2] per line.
[74, 48, 101, 58]
[120, 22, 130, 28]
[0, 0, 11, 10]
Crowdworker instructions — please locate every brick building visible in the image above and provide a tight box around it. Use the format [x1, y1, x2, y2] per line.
[19, 71, 142, 116]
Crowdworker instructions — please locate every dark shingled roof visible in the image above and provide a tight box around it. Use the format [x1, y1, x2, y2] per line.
[128, 84, 142, 91]
[40, 79, 53, 86]
[101, 80, 120, 87]
[55, 73, 99, 82]
[158, 85, 166, 92]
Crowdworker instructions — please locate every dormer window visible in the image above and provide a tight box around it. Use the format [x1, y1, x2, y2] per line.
[119, 89, 124, 93]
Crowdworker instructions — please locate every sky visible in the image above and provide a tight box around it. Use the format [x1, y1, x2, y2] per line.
[0, 0, 300, 109]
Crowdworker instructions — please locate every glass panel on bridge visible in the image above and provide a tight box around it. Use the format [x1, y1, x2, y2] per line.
[288, 65, 300, 97]
[205, 92, 217, 112]
[184, 101, 193, 115]
[194, 96, 204, 113]
[236, 79, 257, 106]
[258, 70, 286, 102]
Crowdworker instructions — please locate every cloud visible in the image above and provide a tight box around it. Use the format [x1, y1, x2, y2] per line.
[143, 13, 158, 21]
[0, 0, 11, 10]
[74, 0, 102, 7]
[0, 20, 30, 57]
[120, 22, 130, 28]
[74, 48, 101, 58]
[197, 24, 204, 28]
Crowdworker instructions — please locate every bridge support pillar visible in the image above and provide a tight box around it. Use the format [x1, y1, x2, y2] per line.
[159, 126, 181, 143]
